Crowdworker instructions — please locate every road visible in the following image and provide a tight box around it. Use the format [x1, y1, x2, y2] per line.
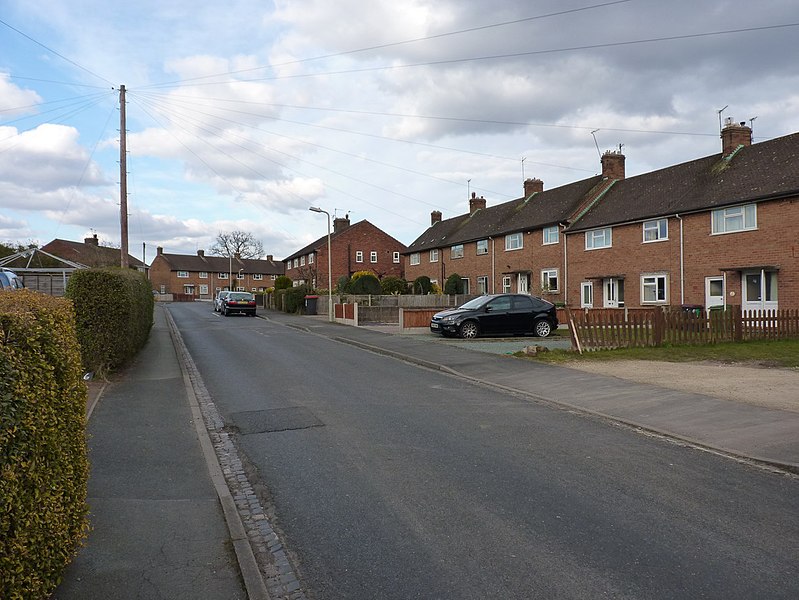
[168, 303, 799, 600]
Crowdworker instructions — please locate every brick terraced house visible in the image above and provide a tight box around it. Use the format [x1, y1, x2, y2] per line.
[405, 121, 799, 311]
[283, 215, 407, 289]
[149, 248, 284, 299]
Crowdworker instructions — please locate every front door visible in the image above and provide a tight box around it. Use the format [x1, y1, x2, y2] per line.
[603, 278, 624, 308]
[517, 273, 529, 294]
[705, 276, 725, 310]
[742, 270, 778, 312]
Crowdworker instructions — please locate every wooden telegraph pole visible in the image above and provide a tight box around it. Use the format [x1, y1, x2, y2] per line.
[119, 84, 129, 268]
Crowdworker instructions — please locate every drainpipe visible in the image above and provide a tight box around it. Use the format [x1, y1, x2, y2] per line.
[676, 214, 684, 304]
[489, 237, 495, 294]
[560, 223, 568, 306]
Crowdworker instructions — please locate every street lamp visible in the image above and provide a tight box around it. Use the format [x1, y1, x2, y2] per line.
[309, 206, 333, 322]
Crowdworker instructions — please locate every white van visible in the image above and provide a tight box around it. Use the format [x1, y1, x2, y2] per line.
[0, 268, 24, 290]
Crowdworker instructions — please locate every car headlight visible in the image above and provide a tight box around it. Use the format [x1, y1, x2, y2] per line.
[442, 315, 457, 322]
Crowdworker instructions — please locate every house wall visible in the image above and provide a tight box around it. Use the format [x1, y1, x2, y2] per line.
[565, 198, 799, 309]
[149, 255, 277, 297]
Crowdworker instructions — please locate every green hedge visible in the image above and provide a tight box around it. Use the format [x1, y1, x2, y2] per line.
[0, 290, 89, 599]
[65, 268, 154, 376]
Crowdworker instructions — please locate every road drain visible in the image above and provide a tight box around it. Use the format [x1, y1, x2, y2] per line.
[230, 407, 324, 434]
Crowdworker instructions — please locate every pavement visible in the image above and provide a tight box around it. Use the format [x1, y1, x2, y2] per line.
[55, 304, 799, 600]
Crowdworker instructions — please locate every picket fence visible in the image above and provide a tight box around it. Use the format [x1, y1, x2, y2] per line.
[566, 306, 799, 352]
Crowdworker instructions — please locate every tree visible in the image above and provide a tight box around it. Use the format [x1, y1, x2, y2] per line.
[210, 230, 264, 259]
[444, 273, 465, 294]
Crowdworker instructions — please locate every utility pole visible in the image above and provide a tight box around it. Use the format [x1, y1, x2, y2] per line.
[119, 84, 129, 268]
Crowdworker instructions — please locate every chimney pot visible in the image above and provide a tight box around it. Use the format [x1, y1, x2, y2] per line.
[721, 120, 753, 156]
[84, 234, 99, 246]
[469, 195, 486, 214]
[601, 151, 626, 180]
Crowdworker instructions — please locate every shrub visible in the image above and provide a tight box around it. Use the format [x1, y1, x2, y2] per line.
[65, 268, 153, 377]
[380, 276, 408, 295]
[335, 276, 351, 294]
[274, 275, 292, 290]
[349, 274, 381, 295]
[283, 284, 311, 313]
[0, 290, 89, 599]
[412, 275, 432, 295]
[444, 273, 464, 294]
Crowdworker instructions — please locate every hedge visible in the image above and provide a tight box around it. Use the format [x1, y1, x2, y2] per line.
[0, 290, 89, 599]
[65, 268, 154, 376]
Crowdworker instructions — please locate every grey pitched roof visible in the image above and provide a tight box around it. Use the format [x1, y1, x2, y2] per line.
[41, 238, 147, 268]
[158, 252, 283, 275]
[570, 131, 799, 231]
[406, 175, 603, 253]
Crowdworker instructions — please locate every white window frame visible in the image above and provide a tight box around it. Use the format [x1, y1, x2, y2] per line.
[393, 252, 400, 263]
[476, 239, 489, 255]
[356, 251, 364, 263]
[308, 253, 314, 264]
[370, 251, 378, 263]
[712, 204, 757, 234]
[218, 272, 228, 279]
[199, 284, 209, 295]
[505, 232, 523, 251]
[430, 249, 439, 262]
[643, 218, 668, 243]
[541, 269, 559, 293]
[585, 227, 612, 250]
[502, 276, 512, 293]
[477, 275, 489, 294]
[543, 226, 559, 245]
[409, 252, 420, 266]
[293, 258, 298, 268]
[641, 274, 668, 304]
[253, 274, 263, 280]
[199, 271, 208, 279]
[177, 270, 189, 278]
[300, 256, 305, 266]
[237, 272, 245, 280]
[581, 282, 593, 308]
[451, 244, 464, 259]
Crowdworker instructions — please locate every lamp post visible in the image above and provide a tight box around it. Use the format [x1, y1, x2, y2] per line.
[238, 268, 244, 290]
[309, 206, 333, 322]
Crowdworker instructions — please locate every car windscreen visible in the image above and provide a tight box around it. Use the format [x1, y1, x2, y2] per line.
[458, 296, 490, 310]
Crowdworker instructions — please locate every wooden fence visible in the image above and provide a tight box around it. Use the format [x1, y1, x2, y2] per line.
[567, 306, 799, 352]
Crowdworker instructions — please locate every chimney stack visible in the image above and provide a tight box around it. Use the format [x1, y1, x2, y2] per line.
[524, 178, 544, 197]
[197, 249, 205, 257]
[469, 192, 486, 214]
[266, 254, 273, 262]
[156, 246, 163, 256]
[601, 150, 626, 180]
[431, 210, 442, 225]
[84, 233, 99, 246]
[333, 214, 351, 233]
[721, 120, 752, 156]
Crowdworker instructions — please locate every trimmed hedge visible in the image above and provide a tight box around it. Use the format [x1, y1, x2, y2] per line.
[444, 273, 464, 294]
[65, 268, 154, 376]
[0, 290, 89, 599]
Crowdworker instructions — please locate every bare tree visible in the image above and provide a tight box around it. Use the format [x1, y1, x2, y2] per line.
[210, 230, 264, 259]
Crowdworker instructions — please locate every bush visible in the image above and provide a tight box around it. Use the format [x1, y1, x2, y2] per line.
[335, 275, 350, 294]
[444, 273, 464, 294]
[412, 276, 432, 295]
[380, 276, 408, 295]
[274, 275, 292, 290]
[349, 274, 381, 295]
[65, 268, 154, 377]
[0, 290, 89, 599]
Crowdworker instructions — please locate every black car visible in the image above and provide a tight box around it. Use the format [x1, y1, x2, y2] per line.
[221, 291, 257, 316]
[430, 293, 558, 339]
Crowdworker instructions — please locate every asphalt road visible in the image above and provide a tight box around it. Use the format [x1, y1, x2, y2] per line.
[169, 303, 799, 600]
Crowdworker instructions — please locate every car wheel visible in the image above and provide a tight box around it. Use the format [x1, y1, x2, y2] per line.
[534, 318, 552, 337]
[459, 320, 479, 339]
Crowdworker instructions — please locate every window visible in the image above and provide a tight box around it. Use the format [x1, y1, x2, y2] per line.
[541, 269, 559, 293]
[477, 276, 489, 294]
[410, 252, 420, 265]
[199, 284, 209, 295]
[581, 282, 593, 308]
[643, 218, 668, 242]
[237, 272, 245, 280]
[356, 251, 364, 263]
[219, 272, 228, 279]
[505, 232, 523, 251]
[370, 251, 378, 263]
[253, 274, 263, 280]
[430, 249, 439, 262]
[451, 244, 464, 259]
[236, 286, 245, 292]
[502, 276, 512, 293]
[199, 271, 208, 279]
[159, 284, 165, 294]
[461, 278, 470, 294]
[183, 284, 195, 294]
[293, 258, 298, 268]
[271, 274, 276, 280]
[177, 270, 189, 278]
[393, 252, 400, 263]
[712, 204, 757, 234]
[641, 274, 668, 303]
[300, 256, 305, 266]
[308, 254, 314, 264]
[543, 226, 559, 245]
[476, 239, 488, 255]
[585, 227, 612, 249]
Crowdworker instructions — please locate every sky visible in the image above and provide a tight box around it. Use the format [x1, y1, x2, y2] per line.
[1, 0, 798, 264]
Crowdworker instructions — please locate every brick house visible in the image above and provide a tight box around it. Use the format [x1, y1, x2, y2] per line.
[41, 234, 147, 272]
[566, 122, 799, 311]
[283, 216, 406, 289]
[149, 248, 284, 299]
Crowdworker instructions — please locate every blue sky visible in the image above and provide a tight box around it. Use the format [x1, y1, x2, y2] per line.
[2, 0, 798, 263]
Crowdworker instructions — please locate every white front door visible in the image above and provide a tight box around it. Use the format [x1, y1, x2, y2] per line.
[603, 278, 624, 308]
[517, 273, 529, 294]
[742, 270, 778, 312]
[705, 276, 725, 310]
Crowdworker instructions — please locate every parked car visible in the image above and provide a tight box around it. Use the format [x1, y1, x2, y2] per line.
[221, 291, 257, 316]
[430, 293, 558, 339]
[213, 290, 231, 312]
[0, 268, 24, 290]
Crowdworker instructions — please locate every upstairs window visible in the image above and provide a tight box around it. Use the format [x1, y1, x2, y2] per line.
[253, 274, 263, 280]
[300, 256, 305, 266]
[643, 218, 668, 242]
[199, 271, 208, 279]
[308, 254, 314, 264]
[451, 244, 464, 259]
[712, 204, 757, 234]
[219, 272, 229, 279]
[505, 233, 523, 251]
[393, 251, 400, 263]
[430, 249, 439, 262]
[585, 227, 612, 250]
[543, 226, 559, 245]
[476, 239, 488, 255]
[177, 271, 189, 278]
[370, 251, 378, 263]
[409, 252, 420, 266]
[356, 251, 364, 263]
